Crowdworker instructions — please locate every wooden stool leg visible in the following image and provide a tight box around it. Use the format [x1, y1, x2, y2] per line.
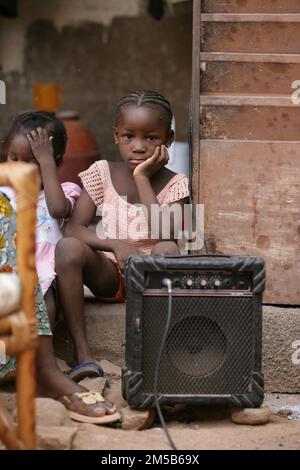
[0, 163, 40, 449]
[16, 176, 39, 449]
[16, 351, 36, 448]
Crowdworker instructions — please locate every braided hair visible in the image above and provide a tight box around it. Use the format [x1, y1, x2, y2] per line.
[115, 90, 173, 131]
[1, 111, 67, 166]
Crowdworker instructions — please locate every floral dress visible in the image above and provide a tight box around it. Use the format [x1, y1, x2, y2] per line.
[0, 192, 51, 382]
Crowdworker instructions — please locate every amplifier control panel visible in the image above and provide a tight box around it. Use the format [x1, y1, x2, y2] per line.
[145, 270, 251, 291]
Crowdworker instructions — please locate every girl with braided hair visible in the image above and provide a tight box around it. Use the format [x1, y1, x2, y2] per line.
[56, 90, 190, 381]
[1, 111, 81, 299]
[0, 111, 120, 424]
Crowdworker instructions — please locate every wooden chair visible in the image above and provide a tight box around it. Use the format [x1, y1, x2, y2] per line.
[0, 163, 40, 449]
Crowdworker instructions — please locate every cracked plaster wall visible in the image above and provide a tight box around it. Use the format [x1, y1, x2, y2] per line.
[0, 0, 192, 158]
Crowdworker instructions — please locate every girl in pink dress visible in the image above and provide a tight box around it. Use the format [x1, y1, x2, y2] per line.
[1, 112, 81, 313]
[1, 111, 119, 424]
[56, 90, 190, 381]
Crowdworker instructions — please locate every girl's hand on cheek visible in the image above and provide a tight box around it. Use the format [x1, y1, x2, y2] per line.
[133, 145, 169, 179]
[26, 127, 54, 165]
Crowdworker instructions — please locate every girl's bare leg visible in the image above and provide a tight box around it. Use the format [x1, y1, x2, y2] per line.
[36, 288, 116, 417]
[54, 237, 120, 364]
[53, 238, 178, 381]
[151, 240, 180, 256]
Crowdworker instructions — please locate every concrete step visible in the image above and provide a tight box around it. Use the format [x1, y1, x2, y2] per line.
[54, 300, 125, 367]
[54, 303, 300, 393]
[263, 306, 300, 393]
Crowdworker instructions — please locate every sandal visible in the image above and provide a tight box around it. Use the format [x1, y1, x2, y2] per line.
[58, 391, 121, 425]
[66, 361, 104, 382]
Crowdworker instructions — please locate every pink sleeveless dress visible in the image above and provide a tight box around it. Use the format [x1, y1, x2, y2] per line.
[79, 160, 189, 266]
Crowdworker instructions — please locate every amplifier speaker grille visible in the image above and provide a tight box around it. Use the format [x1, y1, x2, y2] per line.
[142, 296, 254, 395]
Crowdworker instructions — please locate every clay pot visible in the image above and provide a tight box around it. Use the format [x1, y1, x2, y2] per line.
[57, 111, 100, 186]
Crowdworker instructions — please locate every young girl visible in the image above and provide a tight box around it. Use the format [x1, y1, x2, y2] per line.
[0, 111, 119, 424]
[56, 90, 190, 380]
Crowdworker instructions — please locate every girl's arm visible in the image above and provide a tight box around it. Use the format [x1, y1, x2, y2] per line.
[65, 189, 119, 251]
[133, 145, 187, 241]
[27, 128, 70, 219]
[65, 189, 140, 269]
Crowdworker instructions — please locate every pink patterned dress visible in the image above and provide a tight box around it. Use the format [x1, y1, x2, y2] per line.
[79, 160, 189, 265]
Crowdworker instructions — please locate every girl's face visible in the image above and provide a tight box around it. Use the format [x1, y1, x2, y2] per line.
[114, 105, 173, 170]
[7, 133, 37, 165]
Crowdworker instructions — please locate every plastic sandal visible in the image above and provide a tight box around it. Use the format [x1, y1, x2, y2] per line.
[58, 391, 121, 425]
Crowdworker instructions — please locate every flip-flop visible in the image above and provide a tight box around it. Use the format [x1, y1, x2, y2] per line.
[69, 410, 121, 424]
[58, 391, 121, 425]
[66, 361, 104, 382]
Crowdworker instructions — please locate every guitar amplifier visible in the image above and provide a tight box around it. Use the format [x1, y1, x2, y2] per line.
[122, 254, 265, 409]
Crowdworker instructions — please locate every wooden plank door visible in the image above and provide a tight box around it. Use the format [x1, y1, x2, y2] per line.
[192, 0, 300, 304]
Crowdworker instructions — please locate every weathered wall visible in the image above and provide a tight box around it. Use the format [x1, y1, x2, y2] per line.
[0, 0, 192, 160]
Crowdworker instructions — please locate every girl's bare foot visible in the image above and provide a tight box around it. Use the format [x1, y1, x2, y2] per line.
[37, 365, 117, 421]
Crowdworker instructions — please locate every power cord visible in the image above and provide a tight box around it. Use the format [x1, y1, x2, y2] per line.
[154, 278, 177, 451]
[152, 95, 209, 448]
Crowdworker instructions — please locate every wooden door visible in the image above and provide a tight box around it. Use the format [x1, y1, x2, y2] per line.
[192, 0, 300, 304]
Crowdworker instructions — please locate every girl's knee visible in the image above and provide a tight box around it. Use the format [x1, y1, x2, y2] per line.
[55, 237, 85, 268]
[151, 241, 179, 255]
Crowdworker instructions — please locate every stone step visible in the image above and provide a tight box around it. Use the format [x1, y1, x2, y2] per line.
[54, 300, 126, 367]
[263, 306, 300, 393]
[54, 303, 300, 393]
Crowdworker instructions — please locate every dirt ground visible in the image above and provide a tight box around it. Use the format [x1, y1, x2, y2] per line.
[72, 392, 300, 450]
[1, 387, 300, 450]
[72, 417, 300, 451]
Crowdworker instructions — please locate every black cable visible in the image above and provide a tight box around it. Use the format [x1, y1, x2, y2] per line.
[154, 278, 177, 451]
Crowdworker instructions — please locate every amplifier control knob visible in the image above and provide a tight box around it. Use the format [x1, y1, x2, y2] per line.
[182, 275, 195, 288]
[200, 279, 207, 287]
[214, 279, 221, 288]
